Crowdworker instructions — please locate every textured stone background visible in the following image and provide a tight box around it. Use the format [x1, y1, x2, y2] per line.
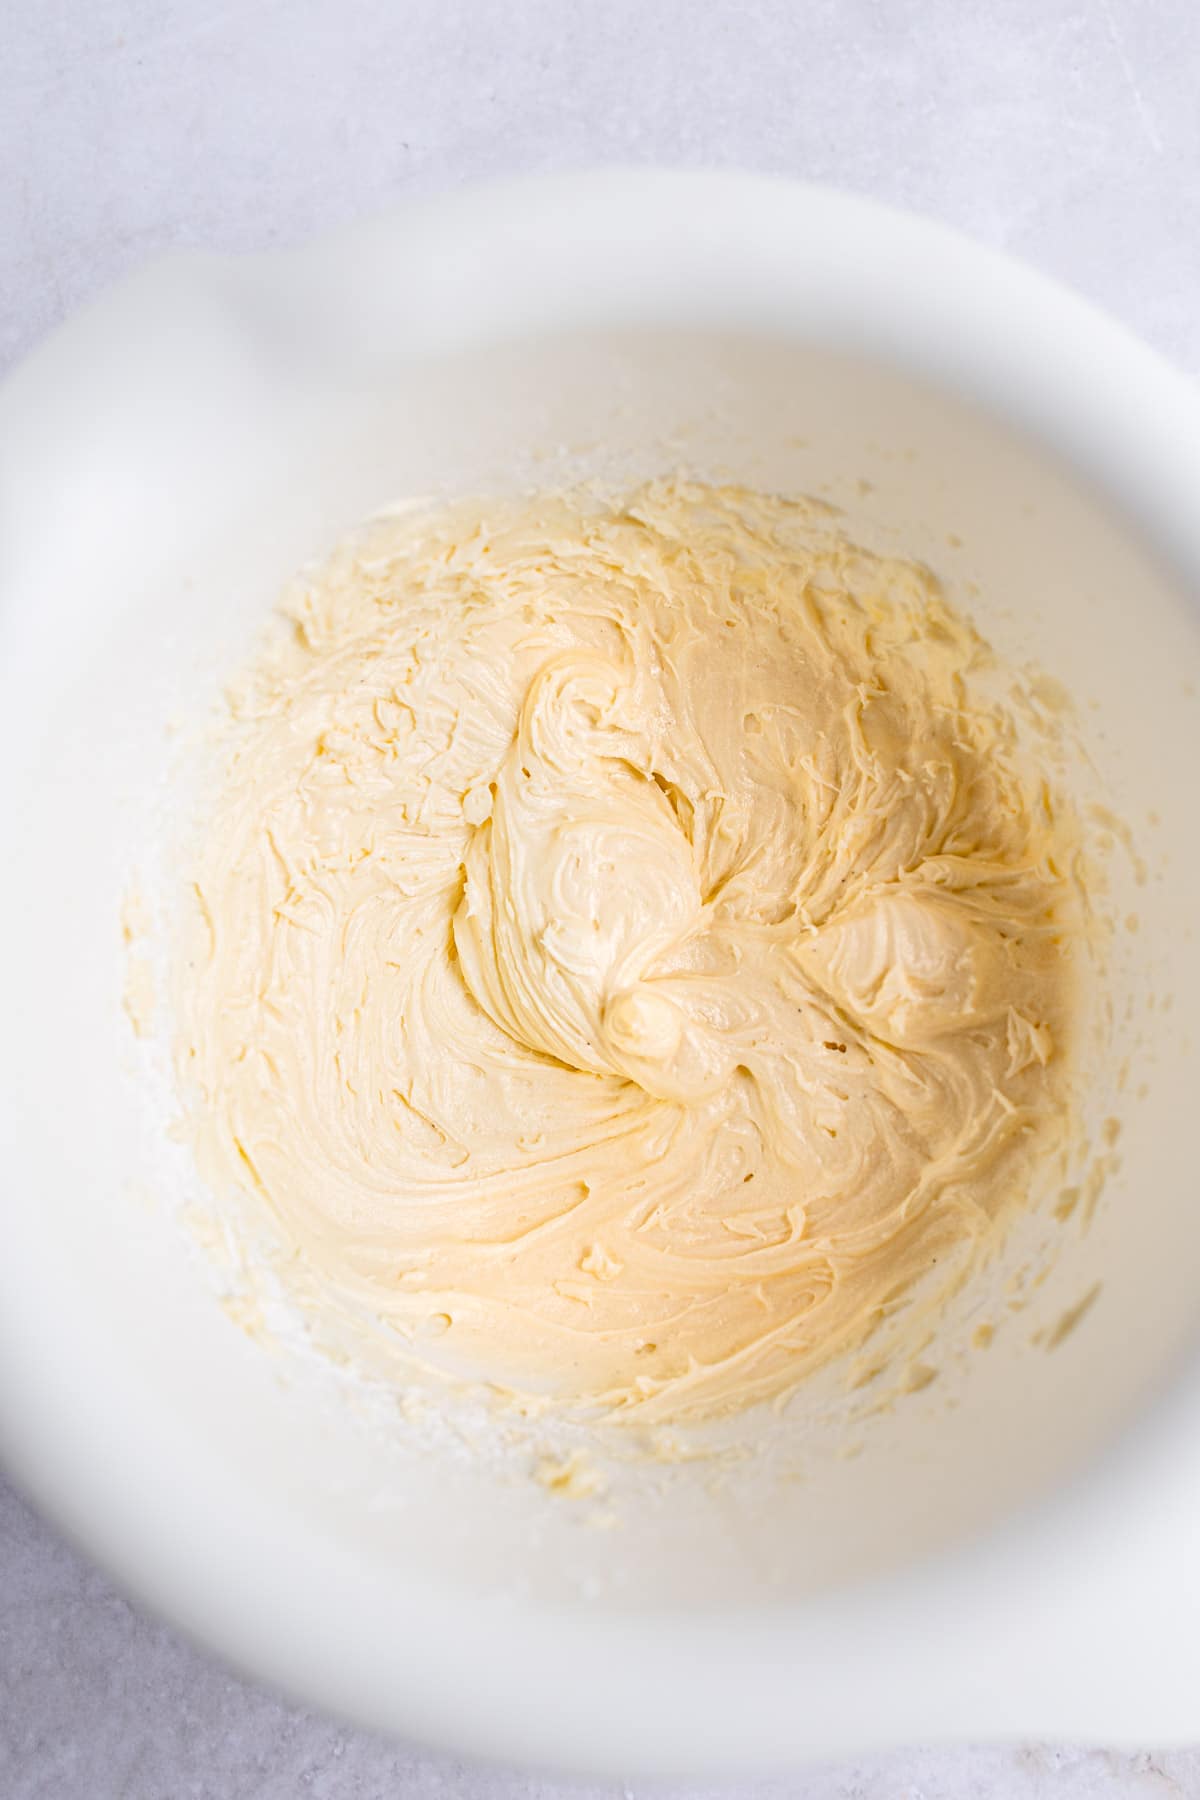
[4, 2, 1199, 1794]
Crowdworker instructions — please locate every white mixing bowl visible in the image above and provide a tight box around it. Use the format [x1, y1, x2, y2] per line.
[2, 172, 1200, 1774]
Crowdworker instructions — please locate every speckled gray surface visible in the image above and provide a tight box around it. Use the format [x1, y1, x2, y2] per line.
[3, 2, 1200, 1794]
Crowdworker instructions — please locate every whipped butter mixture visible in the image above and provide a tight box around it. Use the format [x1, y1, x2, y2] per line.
[178, 481, 1081, 1423]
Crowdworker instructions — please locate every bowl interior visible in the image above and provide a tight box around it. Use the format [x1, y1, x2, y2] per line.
[6, 322, 1200, 1596]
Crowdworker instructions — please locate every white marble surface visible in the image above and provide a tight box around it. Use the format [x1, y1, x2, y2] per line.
[3, 2, 1199, 1795]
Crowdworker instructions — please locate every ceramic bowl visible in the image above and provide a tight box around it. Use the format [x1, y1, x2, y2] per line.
[2, 172, 1200, 1773]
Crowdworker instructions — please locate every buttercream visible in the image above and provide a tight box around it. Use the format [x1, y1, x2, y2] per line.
[178, 481, 1080, 1422]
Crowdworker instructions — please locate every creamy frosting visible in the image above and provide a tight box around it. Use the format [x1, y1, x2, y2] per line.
[178, 481, 1080, 1422]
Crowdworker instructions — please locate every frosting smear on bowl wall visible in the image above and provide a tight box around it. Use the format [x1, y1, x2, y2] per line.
[176, 480, 1086, 1424]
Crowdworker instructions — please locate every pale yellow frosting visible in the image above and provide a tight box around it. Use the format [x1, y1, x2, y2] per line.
[178, 481, 1080, 1422]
